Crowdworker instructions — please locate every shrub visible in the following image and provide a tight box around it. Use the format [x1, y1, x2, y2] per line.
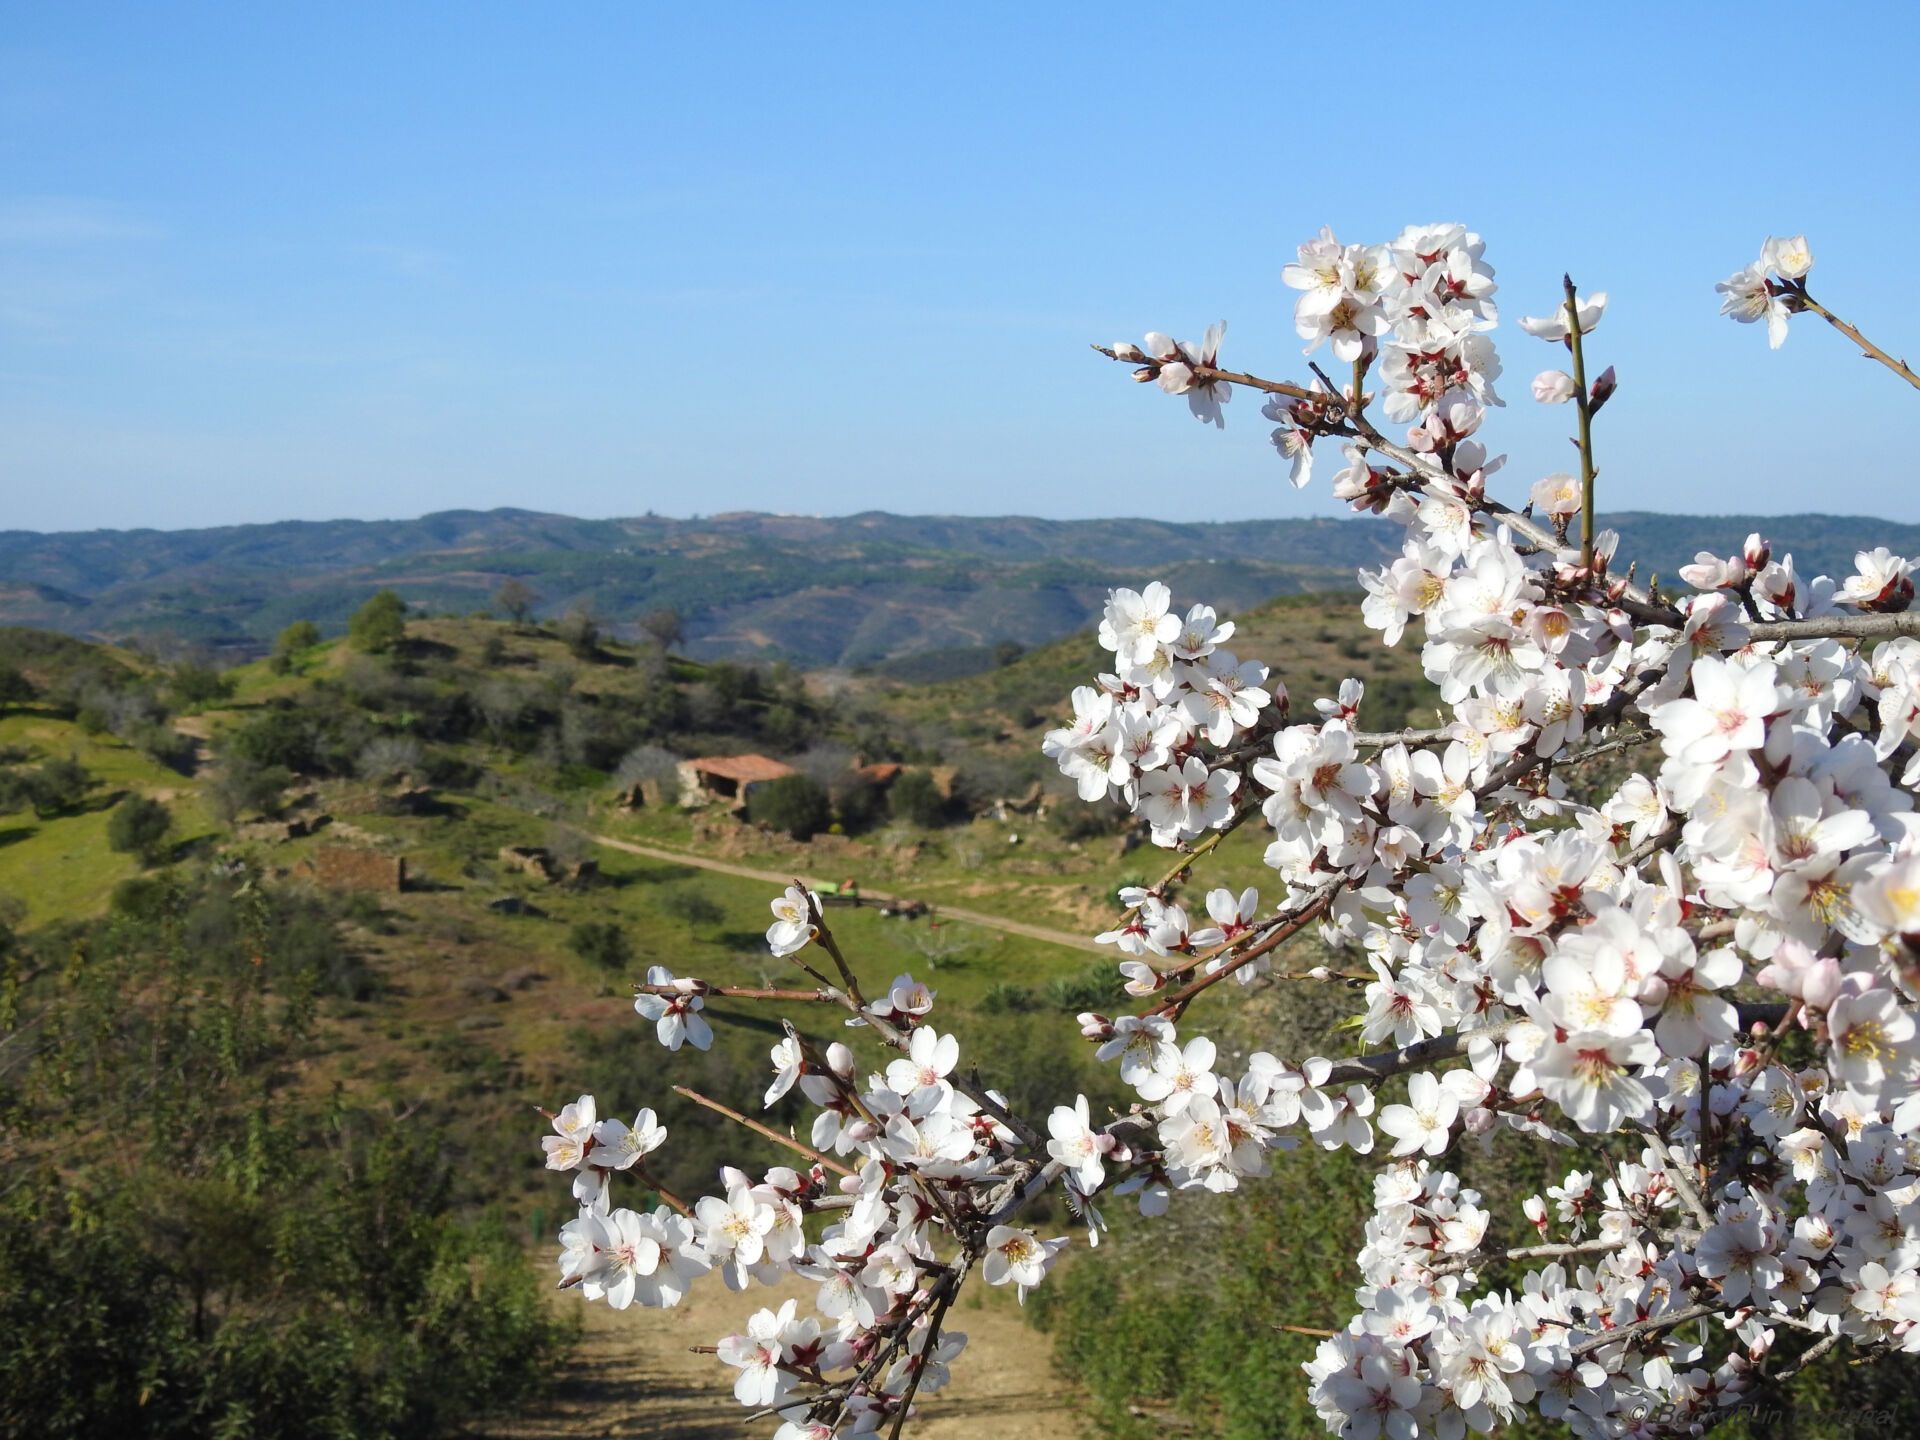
[0, 666, 37, 709]
[494, 578, 539, 623]
[207, 755, 292, 825]
[888, 768, 950, 827]
[659, 885, 725, 928]
[567, 920, 631, 972]
[557, 608, 599, 660]
[19, 756, 92, 818]
[106, 793, 172, 864]
[347, 590, 408, 654]
[166, 661, 234, 707]
[748, 773, 832, 839]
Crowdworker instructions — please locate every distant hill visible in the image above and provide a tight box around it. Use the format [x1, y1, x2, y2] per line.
[1, 507, 1913, 669]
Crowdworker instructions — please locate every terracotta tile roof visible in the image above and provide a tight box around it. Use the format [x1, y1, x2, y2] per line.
[686, 754, 796, 784]
[856, 762, 903, 784]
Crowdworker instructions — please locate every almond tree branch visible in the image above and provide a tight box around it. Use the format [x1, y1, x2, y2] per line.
[1694, 1333, 1846, 1437]
[1570, 1302, 1718, 1358]
[1795, 289, 1920, 392]
[636, 982, 835, 1003]
[803, 961, 1046, 1151]
[1432, 1236, 1625, 1277]
[672, 1084, 856, 1178]
[1153, 885, 1340, 1015]
[1745, 611, 1920, 643]
[885, 1258, 970, 1440]
[1091, 343, 1320, 401]
[1563, 275, 1599, 568]
[1090, 334, 1687, 626]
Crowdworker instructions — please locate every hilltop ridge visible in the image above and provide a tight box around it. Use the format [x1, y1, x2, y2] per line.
[2, 507, 1913, 669]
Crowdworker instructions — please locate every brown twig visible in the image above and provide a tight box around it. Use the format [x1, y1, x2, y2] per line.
[885, 1259, 971, 1440]
[1745, 611, 1920, 643]
[1152, 886, 1339, 1016]
[805, 889, 869, 1009]
[1796, 289, 1920, 392]
[1563, 276, 1599, 568]
[635, 981, 835, 1003]
[671, 1084, 855, 1178]
[1570, 1302, 1718, 1358]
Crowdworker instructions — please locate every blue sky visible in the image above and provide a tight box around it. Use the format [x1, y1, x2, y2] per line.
[4, 3, 1917, 533]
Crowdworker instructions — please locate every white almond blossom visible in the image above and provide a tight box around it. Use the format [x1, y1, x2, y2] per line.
[542, 225, 1920, 1440]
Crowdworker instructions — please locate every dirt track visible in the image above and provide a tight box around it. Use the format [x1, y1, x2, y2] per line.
[589, 833, 1103, 954]
[474, 1270, 1077, 1440]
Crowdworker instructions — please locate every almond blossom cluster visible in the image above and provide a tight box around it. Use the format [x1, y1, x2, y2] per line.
[548, 229, 1920, 1437]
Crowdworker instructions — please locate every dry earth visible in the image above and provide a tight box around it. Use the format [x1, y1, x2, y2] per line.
[473, 1269, 1080, 1440]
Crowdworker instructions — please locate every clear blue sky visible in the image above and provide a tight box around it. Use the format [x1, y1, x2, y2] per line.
[4, 2, 1917, 533]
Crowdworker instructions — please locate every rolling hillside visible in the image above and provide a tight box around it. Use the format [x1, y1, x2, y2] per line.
[3, 507, 1912, 670]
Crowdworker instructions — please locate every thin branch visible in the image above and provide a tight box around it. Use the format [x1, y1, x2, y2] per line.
[1316, 1003, 1786, 1090]
[1693, 1332, 1845, 1437]
[806, 891, 869, 1009]
[637, 1166, 695, 1218]
[818, 981, 1045, 1151]
[1570, 1302, 1718, 1358]
[1091, 334, 1690, 623]
[1091, 343, 1319, 401]
[1563, 276, 1600, 568]
[1152, 885, 1339, 1015]
[1746, 611, 1920, 643]
[1119, 802, 1260, 918]
[1351, 725, 1452, 748]
[635, 981, 834, 1003]
[1436, 1236, 1628, 1282]
[1795, 289, 1920, 392]
[672, 1085, 856, 1178]
[885, 1260, 970, 1440]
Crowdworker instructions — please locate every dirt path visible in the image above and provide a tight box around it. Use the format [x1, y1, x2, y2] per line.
[589, 834, 1102, 954]
[474, 1268, 1078, 1440]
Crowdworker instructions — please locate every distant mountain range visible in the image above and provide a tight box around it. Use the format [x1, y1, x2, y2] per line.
[1, 508, 1913, 670]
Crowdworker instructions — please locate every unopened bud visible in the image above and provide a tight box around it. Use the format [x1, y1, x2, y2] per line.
[1743, 532, 1771, 570]
[1131, 366, 1157, 383]
[826, 1042, 855, 1076]
[1112, 341, 1145, 362]
[1076, 1011, 1112, 1040]
[1463, 1106, 1497, 1137]
[1272, 681, 1290, 717]
[1530, 369, 1576, 404]
[1588, 365, 1618, 412]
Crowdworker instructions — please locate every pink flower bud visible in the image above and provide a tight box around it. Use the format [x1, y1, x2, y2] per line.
[1743, 532, 1771, 570]
[1112, 341, 1145, 362]
[1588, 365, 1618, 412]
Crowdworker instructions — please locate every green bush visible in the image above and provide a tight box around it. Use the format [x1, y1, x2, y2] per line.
[107, 792, 172, 863]
[167, 661, 234, 708]
[748, 773, 832, 839]
[659, 884, 725, 928]
[889, 769, 950, 828]
[0, 665, 37, 710]
[567, 919, 631, 971]
[0, 875, 566, 1439]
[347, 590, 408, 654]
